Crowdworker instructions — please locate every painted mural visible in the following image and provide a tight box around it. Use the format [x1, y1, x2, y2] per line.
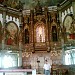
[63, 15, 75, 41]
[5, 21, 18, 45]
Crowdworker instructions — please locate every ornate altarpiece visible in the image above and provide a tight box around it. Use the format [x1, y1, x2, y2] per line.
[23, 8, 61, 52]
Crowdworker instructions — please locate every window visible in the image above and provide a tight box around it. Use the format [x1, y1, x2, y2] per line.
[65, 49, 75, 65]
[0, 54, 18, 68]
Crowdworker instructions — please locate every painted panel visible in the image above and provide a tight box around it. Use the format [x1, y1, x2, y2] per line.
[5, 21, 18, 45]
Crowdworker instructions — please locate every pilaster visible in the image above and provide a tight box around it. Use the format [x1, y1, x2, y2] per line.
[30, 10, 35, 53]
[18, 12, 23, 67]
[44, 7, 50, 52]
[72, 1, 75, 19]
[2, 8, 6, 50]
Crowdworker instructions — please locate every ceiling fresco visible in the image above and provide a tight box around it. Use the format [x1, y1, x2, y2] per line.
[19, 0, 64, 9]
[0, 0, 65, 10]
[22, 0, 64, 6]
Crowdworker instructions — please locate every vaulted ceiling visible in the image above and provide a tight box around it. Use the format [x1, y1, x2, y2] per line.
[0, 0, 65, 10]
[20, 0, 64, 9]
[20, 0, 64, 6]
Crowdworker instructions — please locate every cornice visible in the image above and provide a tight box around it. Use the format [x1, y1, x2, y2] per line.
[59, 0, 72, 12]
[0, 4, 21, 17]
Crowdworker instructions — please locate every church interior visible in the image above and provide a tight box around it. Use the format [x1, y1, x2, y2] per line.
[0, 0, 75, 75]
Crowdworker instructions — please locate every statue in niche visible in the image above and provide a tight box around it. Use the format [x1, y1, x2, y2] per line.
[52, 26, 58, 41]
[40, 34, 42, 42]
[36, 25, 45, 42]
[25, 29, 29, 44]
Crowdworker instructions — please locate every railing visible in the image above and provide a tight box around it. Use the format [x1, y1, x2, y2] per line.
[36, 67, 75, 75]
[51, 69, 68, 75]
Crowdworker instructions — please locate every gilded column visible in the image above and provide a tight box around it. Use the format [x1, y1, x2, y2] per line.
[44, 7, 50, 52]
[58, 6, 65, 64]
[57, 5, 62, 41]
[30, 10, 34, 43]
[30, 10, 35, 53]
[45, 7, 48, 42]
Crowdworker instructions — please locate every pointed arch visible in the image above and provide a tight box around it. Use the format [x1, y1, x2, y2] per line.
[34, 21, 46, 43]
[24, 24, 29, 44]
[51, 22, 58, 42]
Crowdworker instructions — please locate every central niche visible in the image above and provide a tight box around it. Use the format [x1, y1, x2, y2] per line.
[52, 26, 58, 42]
[34, 21, 45, 43]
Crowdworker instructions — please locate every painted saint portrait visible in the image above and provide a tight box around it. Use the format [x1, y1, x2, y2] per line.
[5, 22, 18, 45]
[63, 15, 75, 41]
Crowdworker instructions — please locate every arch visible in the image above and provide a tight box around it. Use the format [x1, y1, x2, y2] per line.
[63, 14, 75, 41]
[24, 24, 29, 44]
[34, 21, 46, 43]
[63, 14, 73, 32]
[51, 22, 58, 42]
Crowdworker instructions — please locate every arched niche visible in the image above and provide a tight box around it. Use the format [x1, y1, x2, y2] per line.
[5, 21, 18, 45]
[24, 24, 29, 44]
[51, 22, 58, 42]
[34, 21, 46, 43]
[63, 14, 75, 41]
